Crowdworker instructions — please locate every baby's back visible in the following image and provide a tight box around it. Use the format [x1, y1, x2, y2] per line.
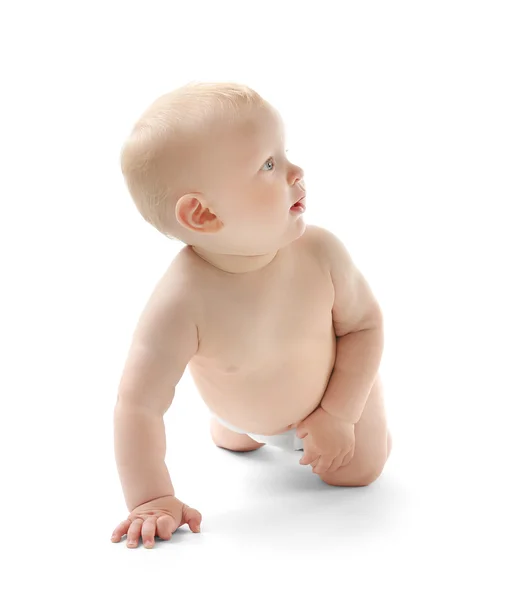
[174, 225, 337, 435]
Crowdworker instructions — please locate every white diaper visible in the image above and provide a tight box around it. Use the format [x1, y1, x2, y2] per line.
[210, 412, 304, 452]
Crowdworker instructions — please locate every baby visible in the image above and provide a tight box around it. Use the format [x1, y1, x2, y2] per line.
[111, 82, 391, 549]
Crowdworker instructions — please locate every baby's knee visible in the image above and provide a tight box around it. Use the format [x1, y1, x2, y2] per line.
[320, 456, 388, 487]
[210, 417, 265, 452]
[321, 470, 380, 488]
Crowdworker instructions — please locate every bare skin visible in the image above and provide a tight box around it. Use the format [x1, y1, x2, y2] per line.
[210, 375, 392, 487]
[186, 225, 337, 435]
[185, 224, 391, 486]
[113, 98, 390, 549]
[110, 495, 202, 548]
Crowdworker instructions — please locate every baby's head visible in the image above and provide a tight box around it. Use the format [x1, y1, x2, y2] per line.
[120, 82, 306, 256]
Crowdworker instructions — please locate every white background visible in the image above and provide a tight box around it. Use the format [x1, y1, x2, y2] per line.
[1, 1, 519, 598]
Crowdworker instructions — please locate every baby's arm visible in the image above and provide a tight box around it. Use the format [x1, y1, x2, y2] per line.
[316, 228, 384, 423]
[114, 286, 199, 512]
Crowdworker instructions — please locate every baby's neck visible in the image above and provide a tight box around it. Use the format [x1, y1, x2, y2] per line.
[189, 245, 280, 274]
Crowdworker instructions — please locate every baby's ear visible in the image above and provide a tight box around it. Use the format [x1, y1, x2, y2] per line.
[176, 193, 223, 232]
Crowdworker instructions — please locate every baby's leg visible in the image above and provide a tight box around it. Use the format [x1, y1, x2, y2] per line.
[210, 417, 265, 452]
[318, 373, 390, 487]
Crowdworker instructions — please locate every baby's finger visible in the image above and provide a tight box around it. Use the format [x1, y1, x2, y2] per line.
[141, 516, 158, 549]
[341, 451, 355, 468]
[299, 452, 314, 466]
[185, 507, 203, 533]
[111, 519, 131, 542]
[156, 515, 176, 540]
[300, 448, 319, 465]
[126, 518, 144, 548]
[325, 455, 345, 473]
[313, 456, 334, 474]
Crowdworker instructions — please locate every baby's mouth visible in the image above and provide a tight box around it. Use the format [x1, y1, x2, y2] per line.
[291, 194, 306, 211]
[290, 200, 306, 213]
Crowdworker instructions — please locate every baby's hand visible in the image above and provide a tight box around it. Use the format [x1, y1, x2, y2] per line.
[111, 495, 202, 549]
[296, 406, 355, 474]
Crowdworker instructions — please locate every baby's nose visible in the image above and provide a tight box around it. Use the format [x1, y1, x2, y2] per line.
[289, 163, 305, 185]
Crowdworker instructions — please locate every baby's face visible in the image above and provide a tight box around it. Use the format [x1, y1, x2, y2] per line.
[195, 105, 306, 252]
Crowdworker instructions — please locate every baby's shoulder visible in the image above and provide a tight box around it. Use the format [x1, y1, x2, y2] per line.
[301, 224, 347, 268]
[302, 224, 332, 244]
[303, 223, 345, 246]
[143, 249, 202, 320]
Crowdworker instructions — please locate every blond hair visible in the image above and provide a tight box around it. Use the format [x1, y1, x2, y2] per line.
[120, 81, 266, 240]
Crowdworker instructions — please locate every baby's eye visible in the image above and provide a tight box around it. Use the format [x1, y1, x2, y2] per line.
[261, 157, 275, 171]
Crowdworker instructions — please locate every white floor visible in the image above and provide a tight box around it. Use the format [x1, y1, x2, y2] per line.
[5, 242, 519, 598]
[6, 369, 518, 599]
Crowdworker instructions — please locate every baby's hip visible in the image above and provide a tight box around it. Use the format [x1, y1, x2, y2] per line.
[210, 411, 303, 451]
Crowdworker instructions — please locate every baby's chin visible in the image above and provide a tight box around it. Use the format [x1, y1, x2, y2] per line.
[217, 213, 306, 252]
[267, 218, 308, 250]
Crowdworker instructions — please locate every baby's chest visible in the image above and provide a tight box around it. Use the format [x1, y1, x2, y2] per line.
[197, 269, 335, 370]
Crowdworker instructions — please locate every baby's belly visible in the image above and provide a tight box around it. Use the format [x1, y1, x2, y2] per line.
[188, 330, 337, 435]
